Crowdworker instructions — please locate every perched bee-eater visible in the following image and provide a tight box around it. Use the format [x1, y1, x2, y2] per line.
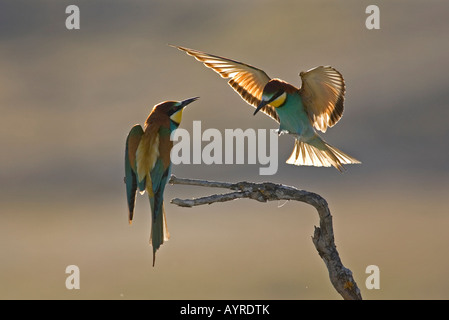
[125, 97, 198, 266]
[172, 45, 360, 171]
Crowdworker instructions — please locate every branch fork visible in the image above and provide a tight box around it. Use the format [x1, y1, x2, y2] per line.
[168, 175, 362, 300]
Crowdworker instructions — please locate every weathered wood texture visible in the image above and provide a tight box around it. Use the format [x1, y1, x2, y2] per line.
[169, 175, 362, 300]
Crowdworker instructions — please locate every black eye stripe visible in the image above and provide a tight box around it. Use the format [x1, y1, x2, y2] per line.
[168, 105, 182, 116]
[268, 91, 284, 103]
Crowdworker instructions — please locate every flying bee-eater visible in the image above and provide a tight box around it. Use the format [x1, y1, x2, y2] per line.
[125, 97, 198, 266]
[172, 45, 360, 171]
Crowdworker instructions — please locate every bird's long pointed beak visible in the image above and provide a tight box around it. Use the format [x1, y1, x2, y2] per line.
[254, 100, 268, 115]
[180, 96, 199, 108]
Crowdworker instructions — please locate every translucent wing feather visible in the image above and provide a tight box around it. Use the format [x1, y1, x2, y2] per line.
[299, 66, 345, 132]
[173, 45, 279, 122]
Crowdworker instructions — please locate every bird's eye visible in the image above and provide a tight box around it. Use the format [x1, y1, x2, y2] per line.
[270, 91, 284, 102]
[170, 105, 181, 115]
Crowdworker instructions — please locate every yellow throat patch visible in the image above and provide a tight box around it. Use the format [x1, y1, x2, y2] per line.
[268, 92, 287, 108]
[170, 108, 183, 124]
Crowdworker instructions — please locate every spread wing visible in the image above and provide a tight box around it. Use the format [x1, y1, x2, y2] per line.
[299, 66, 345, 133]
[172, 45, 279, 123]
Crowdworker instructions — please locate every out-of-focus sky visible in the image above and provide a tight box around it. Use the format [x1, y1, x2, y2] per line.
[1, 0, 448, 299]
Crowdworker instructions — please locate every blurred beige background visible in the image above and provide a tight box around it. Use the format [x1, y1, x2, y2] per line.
[1, 0, 448, 299]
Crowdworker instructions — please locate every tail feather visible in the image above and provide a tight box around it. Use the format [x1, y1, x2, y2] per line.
[286, 136, 360, 172]
[149, 198, 170, 267]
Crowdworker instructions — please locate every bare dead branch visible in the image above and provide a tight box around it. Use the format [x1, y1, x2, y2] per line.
[168, 174, 362, 300]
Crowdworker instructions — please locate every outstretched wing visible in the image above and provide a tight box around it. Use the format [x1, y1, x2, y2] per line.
[299, 66, 345, 133]
[125, 124, 144, 223]
[172, 45, 279, 123]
